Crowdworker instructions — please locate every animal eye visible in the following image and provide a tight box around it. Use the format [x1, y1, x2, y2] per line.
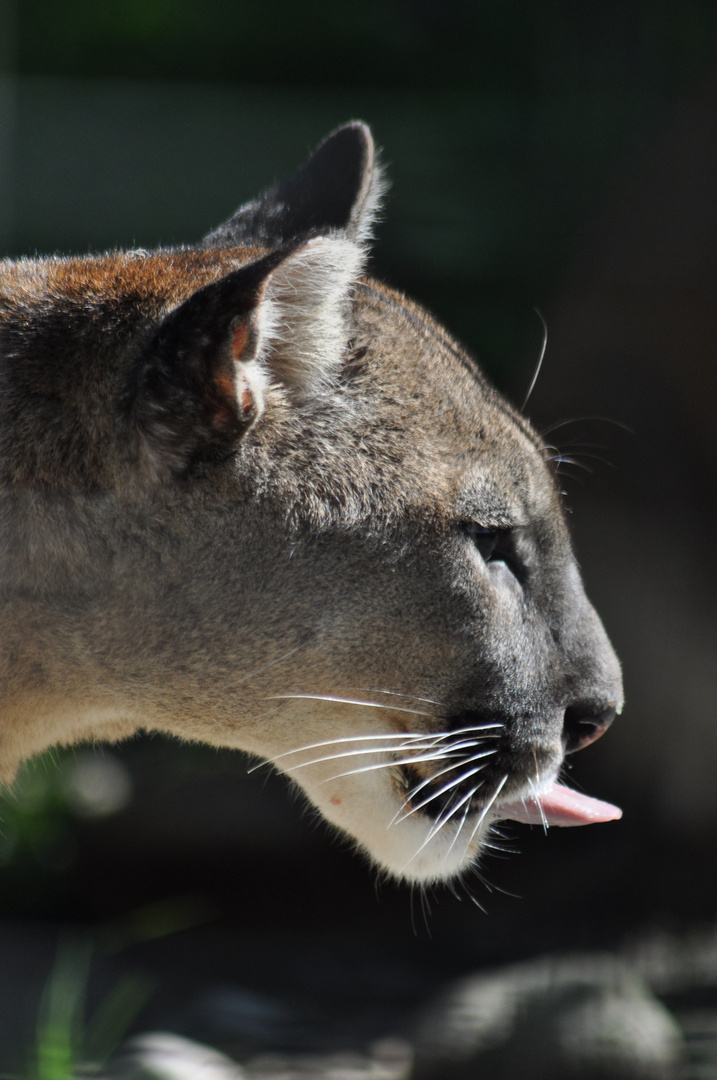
[465, 524, 525, 583]
[464, 524, 502, 562]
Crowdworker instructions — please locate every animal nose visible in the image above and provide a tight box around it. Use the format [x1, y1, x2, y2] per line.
[562, 702, 617, 754]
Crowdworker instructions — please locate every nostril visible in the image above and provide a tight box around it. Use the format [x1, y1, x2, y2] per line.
[563, 703, 617, 755]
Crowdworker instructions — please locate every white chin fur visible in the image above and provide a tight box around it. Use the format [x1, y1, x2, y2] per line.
[282, 754, 491, 885]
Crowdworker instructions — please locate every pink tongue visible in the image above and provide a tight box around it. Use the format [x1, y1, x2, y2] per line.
[496, 781, 622, 827]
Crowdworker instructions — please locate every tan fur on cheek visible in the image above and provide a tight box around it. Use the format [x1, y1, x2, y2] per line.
[0, 693, 141, 786]
[0, 123, 623, 884]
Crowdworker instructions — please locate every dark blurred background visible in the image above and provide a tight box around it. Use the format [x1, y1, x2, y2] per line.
[1, 0, 717, 1072]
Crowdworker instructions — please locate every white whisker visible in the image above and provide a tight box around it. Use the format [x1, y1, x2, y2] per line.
[403, 745, 497, 795]
[387, 747, 497, 825]
[423, 730, 502, 751]
[528, 752, 548, 832]
[521, 307, 547, 412]
[246, 731, 434, 773]
[398, 781, 485, 873]
[359, 688, 448, 708]
[527, 777, 549, 833]
[392, 753, 495, 824]
[293, 747, 451, 774]
[423, 781, 484, 846]
[442, 798, 474, 862]
[266, 693, 434, 718]
[430, 724, 504, 736]
[248, 718, 503, 787]
[462, 775, 509, 856]
[318, 740, 485, 781]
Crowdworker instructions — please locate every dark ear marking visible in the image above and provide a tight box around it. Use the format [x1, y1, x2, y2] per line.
[125, 250, 289, 476]
[203, 121, 382, 249]
[202, 319, 259, 434]
[124, 226, 367, 478]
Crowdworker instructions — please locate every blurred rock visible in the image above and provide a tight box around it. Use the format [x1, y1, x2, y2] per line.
[243, 1038, 412, 1079]
[110, 1032, 246, 1080]
[108, 1033, 412, 1080]
[411, 953, 684, 1080]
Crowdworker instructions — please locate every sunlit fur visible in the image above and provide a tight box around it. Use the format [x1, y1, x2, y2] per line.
[250, 694, 551, 884]
[0, 123, 622, 887]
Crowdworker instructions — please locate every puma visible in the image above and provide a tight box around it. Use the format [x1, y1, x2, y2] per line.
[0, 123, 622, 884]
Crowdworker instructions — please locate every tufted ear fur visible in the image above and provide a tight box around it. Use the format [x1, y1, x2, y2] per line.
[202, 121, 385, 249]
[127, 236, 364, 476]
[259, 233, 364, 393]
[127, 123, 379, 477]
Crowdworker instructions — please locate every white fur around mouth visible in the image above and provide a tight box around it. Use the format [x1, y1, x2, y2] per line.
[260, 702, 509, 883]
[312, 775, 507, 885]
[282, 749, 510, 884]
[259, 696, 619, 884]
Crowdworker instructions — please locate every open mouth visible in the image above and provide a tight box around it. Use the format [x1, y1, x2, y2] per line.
[399, 758, 622, 830]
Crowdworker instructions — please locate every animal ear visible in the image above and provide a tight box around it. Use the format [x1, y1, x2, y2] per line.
[203, 121, 385, 249]
[126, 250, 282, 476]
[127, 235, 363, 476]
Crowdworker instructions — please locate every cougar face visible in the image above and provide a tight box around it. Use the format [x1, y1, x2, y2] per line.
[0, 123, 622, 883]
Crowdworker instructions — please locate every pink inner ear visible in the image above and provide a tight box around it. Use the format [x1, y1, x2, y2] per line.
[205, 364, 261, 434]
[236, 370, 256, 417]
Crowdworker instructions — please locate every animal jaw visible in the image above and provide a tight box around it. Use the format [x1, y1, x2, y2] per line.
[0, 123, 623, 885]
[248, 695, 619, 884]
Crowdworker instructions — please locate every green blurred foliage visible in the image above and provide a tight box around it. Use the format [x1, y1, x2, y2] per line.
[0, 757, 80, 874]
[29, 939, 152, 1079]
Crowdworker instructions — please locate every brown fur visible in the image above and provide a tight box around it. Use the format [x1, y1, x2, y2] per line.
[0, 124, 622, 882]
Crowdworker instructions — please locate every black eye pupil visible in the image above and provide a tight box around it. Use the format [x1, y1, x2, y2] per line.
[466, 525, 501, 562]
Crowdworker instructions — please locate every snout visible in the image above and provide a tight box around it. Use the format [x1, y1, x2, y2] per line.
[562, 701, 618, 754]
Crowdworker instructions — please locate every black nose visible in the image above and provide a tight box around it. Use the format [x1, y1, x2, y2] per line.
[562, 702, 617, 754]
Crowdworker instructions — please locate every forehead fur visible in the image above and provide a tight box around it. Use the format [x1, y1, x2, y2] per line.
[238, 277, 559, 533]
[0, 248, 260, 312]
[0, 247, 555, 528]
[0, 249, 257, 485]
